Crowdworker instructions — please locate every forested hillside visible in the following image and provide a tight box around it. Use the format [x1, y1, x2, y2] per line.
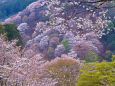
[0, 0, 115, 86]
[0, 0, 36, 21]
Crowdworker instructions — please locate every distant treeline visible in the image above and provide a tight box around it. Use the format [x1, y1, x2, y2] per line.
[0, 0, 36, 21]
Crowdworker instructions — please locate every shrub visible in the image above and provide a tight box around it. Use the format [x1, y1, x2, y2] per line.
[85, 51, 98, 62]
[60, 39, 70, 52]
[112, 55, 115, 61]
[104, 50, 113, 61]
[76, 60, 115, 86]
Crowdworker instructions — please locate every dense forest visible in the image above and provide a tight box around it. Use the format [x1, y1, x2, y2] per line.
[0, 0, 36, 21]
[0, 0, 115, 86]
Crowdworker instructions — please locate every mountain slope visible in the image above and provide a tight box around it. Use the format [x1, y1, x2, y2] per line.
[0, 0, 36, 21]
[4, 0, 49, 27]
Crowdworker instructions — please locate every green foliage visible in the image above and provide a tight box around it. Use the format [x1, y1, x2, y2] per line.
[0, 24, 5, 34]
[107, 22, 114, 29]
[108, 41, 115, 51]
[0, 23, 23, 46]
[112, 55, 115, 61]
[60, 39, 70, 52]
[3, 24, 23, 46]
[101, 21, 115, 52]
[85, 51, 99, 62]
[102, 30, 115, 51]
[0, 24, 8, 40]
[104, 50, 113, 61]
[106, 5, 115, 25]
[104, 50, 115, 62]
[0, 0, 36, 20]
[76, 60, 115, 86]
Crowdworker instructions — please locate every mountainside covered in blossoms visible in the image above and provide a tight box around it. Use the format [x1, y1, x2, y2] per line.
[0, 0, 115, 86]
